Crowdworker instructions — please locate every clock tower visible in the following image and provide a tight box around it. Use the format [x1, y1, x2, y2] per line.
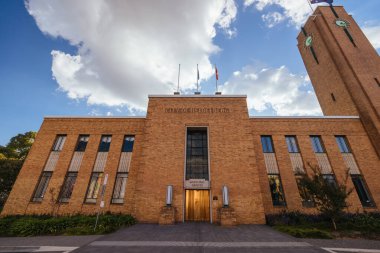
[298, 6, 380, 158]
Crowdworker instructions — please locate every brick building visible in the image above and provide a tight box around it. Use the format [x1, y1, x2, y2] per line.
[2, 6, 379, 224]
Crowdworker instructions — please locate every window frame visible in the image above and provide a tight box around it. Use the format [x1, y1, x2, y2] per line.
[310, 135, 326, 153]
[121, 135, 135, 152]
[351, 175, 375, 208]
[111, 172, 129, 204]
[31, 171, 53, 202]
[267, 174, 286, 206]
[84, 172, 103, 203]
[59, 172, 78, 203]
[52, 135, 66, 151]
[295, 175, 315, 208]
[285, 136, 300, 153]
[335, 135, 351, 153]
[75, 135, 90, 152]
[261, 136, 275, 153]
[98, 135, 112, 152]
[185, 128, 209, 180]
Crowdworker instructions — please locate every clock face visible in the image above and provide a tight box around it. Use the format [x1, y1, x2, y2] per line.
[335, 20, 349, 28]
[305, 36, 313, 47]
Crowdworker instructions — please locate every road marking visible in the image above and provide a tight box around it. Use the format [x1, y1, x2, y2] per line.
[0, 246, 77, 253]
[90, 241, 312, 248]
[322, 248, 380, 253]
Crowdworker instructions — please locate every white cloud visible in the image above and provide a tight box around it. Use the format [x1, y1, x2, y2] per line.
[221, 64, 322, 116]
[362, 24, 380, 49]
[244, 0, 329, 27]
[26, 0, 237, 110]
[261, 12, 286, 28]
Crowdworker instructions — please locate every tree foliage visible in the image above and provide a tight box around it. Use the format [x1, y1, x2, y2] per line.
[298, 164, 353, 230]
[4, 131, 36, 160]
[0, 159, 24, 208]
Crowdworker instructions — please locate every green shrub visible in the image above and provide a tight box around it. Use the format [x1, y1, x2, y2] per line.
[275, 226, 332, 239]
[0, 213, 136, 237]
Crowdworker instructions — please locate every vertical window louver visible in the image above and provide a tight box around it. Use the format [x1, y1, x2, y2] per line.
[112, 136, 135, 204]
[32, 135, 66, 202]
[85, 135, 111, 203]
[261, 136, 286, 206]
[59, 135, 89, 203]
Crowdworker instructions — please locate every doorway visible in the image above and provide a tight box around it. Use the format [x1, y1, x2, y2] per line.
[185, 190, 210, 222]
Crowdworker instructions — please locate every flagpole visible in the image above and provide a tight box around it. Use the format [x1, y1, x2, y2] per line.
[307, 0, 314, 12]
[215, 65, 218, 93]
[196, 64, 199, 93]
[177, 64, 181, 93]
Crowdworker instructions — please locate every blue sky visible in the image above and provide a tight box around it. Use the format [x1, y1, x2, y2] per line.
[1, 0, 379, 145]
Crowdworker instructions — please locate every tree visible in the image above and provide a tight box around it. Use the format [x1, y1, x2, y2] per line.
[6, 131, 36, 160]
[0, 159, 24, 208]
[298, 164, 353, 230]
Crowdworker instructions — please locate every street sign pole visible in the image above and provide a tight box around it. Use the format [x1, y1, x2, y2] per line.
[94, 173, 108, 231]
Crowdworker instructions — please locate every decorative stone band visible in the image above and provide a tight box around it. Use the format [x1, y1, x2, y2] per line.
[342, 153, 361, 175]
[263, 153, 279, 174]
[43, 151, 60, 172]
[315, 153, 333, 174]
[93, 152, 108, 172]
[118, 152, 132, 172]
[68, 152, 84, 172]
[289, 153, 305, 174]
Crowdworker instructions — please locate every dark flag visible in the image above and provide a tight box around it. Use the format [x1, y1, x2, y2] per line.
[311, 0, 333, 4]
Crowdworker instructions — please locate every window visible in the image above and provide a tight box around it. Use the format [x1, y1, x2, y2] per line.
[285, 136, 299, 153]
[261, 136, 274, 153]
[323, 174, 337, 188]
[295, 176, 314, 207]
[122, 136, 135, 152]
[112, 173, 128, 203]
[59, 172, 77, 203]
[335, 136, 351, 153]
[351, 175, 374, 207]
[331, 93, 336, 102]
[186, 128, 209, 180]
[375, 77, 380, 87]
[75, 135, 89, 152]
[268, 174, 286, 206]
[310, 136, 325, 153]
[85, 172, 103, 203]
[52, 135, 66, 151]
[98, 135, 112, 152]
[32, 172, 52, 202]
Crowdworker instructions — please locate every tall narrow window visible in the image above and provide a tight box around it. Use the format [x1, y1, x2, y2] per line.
[112, 173, 128, 204]
[75, 135, 89, 152]
[351, 175, 374, 207]
[52, 135, 66, 151]
[59, 172, 77, 203]
[186, 128, 209, 180]
[122, 136, 135, 152]
[335, 136, 351, 153]
[98, 135, 112, 152]
[335, 136, 375, 207]
[295, 176, 314, 207]
[261, 135, 286, 206]
[310, 136, 325, 153]
[85, 172, 103, 203]
[32, 172, 52, 202]
[268, 174, 286, 206]
[285, 136, 299, 153]
[261, 136, 274, 153]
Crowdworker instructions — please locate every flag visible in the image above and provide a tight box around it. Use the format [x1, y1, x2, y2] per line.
[215, 65, 219, 80]
[311, 0, 333, 4]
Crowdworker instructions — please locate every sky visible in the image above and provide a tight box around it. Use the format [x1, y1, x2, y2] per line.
[1, 0, 379, 145]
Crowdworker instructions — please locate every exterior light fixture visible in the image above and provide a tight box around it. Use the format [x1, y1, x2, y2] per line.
[166, 185, 173, 206]
[222, 185, 229, 207]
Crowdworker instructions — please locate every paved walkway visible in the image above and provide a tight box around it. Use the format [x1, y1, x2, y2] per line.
[1, 223, 380, 253]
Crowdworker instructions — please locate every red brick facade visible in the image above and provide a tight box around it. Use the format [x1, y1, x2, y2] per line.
[2, 6, 379, 224]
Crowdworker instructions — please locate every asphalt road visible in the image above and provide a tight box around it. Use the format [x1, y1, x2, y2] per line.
[1, 223, 380, 253]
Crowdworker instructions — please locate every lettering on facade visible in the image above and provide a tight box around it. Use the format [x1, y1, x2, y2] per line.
[184, 179, 210, 189]
[165, 108, 230, 113]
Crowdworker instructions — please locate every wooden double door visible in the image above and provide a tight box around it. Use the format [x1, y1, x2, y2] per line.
[185, 190, 210, 222]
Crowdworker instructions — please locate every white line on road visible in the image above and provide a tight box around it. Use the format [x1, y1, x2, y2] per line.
[0, 246, 78, 253]
[90, 241, 312, 248]
[322, 248, 380, 253]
